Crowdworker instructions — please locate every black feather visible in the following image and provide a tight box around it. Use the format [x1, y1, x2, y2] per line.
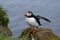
[42, 17, 51, 23]
[36, 15, 51, 23]
[33, 15, 42, 26]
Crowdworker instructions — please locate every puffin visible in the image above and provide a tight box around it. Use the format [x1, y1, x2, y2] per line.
[24, 11, 51, 28]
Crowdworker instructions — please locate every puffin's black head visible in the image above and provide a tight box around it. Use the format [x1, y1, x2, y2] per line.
[24, 11, 33, 17]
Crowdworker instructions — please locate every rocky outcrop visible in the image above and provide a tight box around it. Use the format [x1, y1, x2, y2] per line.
[20, 27, 60, 40]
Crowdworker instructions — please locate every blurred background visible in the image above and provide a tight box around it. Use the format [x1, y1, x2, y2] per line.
[0, 0, 60, 37]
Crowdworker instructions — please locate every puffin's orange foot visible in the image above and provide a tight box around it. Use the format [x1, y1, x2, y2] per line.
[31, 29, 36, 33]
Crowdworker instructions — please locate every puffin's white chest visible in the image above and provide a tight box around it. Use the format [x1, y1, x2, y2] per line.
[26, 17, 39, 27]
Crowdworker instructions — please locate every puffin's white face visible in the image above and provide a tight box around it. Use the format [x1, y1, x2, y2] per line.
[24, 12, 32, 17]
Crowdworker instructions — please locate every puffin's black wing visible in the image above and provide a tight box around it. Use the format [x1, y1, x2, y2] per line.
[34, 15, 41, 26]
[36, 18, 41, 26]
[36, 15, 51, 23]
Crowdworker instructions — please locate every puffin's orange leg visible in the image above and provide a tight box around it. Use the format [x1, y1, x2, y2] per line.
[31, 27, 36, 33]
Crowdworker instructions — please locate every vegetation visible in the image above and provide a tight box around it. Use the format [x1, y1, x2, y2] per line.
[0, 27, 60, 40]
[0, 6, 12, 36]
[0, 30, 27, 40]
[0, 6, 9, 26]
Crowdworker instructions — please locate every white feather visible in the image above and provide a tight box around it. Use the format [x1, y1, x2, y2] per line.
[26, 17, 39, 27]
[26, 13, 31, 16]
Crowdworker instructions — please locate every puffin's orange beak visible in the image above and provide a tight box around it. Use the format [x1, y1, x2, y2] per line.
[24, 13, 27, 16]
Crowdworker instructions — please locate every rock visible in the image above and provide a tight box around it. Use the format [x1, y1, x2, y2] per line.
[20, 27, 60, 40]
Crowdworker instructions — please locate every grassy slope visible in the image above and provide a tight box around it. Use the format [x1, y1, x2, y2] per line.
[0, 32, 27, 40]
[0, 27, 60, 40]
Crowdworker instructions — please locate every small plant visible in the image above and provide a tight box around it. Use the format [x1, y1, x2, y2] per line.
[0, 6, 12, 36]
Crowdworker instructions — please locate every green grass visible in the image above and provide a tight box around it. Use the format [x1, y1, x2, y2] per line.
[0, 30, 27, 40]
[0, 28, 60, 40]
